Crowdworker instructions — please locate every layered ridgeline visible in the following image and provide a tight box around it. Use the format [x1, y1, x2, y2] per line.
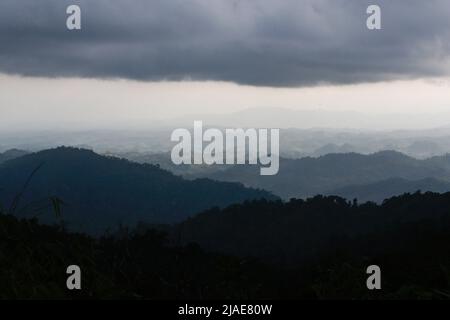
[0, 147, 276, 233]
[188, 151, 450, 200]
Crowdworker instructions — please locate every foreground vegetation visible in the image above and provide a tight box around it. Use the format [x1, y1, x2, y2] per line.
[1, 193, 450, 299]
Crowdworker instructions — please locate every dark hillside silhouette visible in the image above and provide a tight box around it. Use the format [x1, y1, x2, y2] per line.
[1, 192, 449, 299]
[0, 147, 276, 233]
[175, 192, 450, 265]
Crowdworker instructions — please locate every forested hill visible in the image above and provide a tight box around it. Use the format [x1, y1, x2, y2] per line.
[0, 147, 276, 233]
[175, 192, 450, 265]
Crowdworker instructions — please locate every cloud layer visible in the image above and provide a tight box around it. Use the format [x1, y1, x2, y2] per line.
[1, 0, 450, 87]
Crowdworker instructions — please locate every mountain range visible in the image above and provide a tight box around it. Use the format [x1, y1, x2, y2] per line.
[4, 125, 450, 160]
[189, 151, 450, 200]
[3, 147, 450, 234]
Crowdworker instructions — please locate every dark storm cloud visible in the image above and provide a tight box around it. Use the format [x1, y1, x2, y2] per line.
[1, 0, 450, 87]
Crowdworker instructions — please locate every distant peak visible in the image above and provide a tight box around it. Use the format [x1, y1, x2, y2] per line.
[372, 150, 410, 158]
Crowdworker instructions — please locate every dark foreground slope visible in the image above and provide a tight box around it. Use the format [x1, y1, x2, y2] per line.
[176, 192, 450, 266]
[1, 192, 450, 299]
[0, 213, 278, 299]
[0, 147, 275, 233]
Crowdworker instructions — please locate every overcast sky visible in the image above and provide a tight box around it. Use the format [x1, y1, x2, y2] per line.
[1, 0, 450, 130]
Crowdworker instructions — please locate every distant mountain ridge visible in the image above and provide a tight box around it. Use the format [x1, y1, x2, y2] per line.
[3, 147, 450, 234]
[192, 150, 450, 199]
[4, 125, 450, 159]
[0, 149, 29, 164]
[0, 147, 276, 233]
[327, 177, 450, 203]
